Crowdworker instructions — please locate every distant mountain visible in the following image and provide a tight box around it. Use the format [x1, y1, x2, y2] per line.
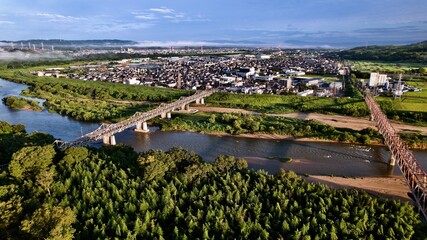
[337, 41, 427, 62]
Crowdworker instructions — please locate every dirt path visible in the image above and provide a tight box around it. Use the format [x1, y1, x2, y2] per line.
[193, 106, 427, 135]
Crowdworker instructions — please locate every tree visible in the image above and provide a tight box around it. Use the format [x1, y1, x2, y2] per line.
[208, 114, 216, 124]
[36, 166, 56, 195]
[236, 158, 248, 170]
[214, 155, 236, 171]
[8, 145, 56, 180]
[20, 204, 75, 240]
[61, 147, 89, 165]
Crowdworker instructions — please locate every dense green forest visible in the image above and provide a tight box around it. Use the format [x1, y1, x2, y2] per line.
[2, 96, 43, 111]
[337, 41, 427, 62]
[0, 121, 426, 239]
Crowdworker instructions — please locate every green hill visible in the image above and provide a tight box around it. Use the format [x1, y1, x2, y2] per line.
[338, 41, 427, 62]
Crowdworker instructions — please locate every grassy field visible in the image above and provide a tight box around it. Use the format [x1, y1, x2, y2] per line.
[350, 61, 426, 74]
[207, 92, 369, 117]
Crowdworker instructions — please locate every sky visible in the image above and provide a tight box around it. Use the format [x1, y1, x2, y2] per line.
[0, 0, 426, 48]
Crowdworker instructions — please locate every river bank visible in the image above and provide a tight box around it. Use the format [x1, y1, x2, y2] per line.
[306, 175, 411, 201]
[193, 106, 427, 135]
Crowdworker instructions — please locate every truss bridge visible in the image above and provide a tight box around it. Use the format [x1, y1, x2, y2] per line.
[365, 94, 426, 219]
[58, 90, 216, 148]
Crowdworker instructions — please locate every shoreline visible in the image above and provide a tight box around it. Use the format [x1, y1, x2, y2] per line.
[167, 128, 391, 146]
[159, 128, 427, 149]
[305, 175, 411, 202]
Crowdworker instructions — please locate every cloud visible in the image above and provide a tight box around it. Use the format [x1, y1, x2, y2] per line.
[0, 50, 70, 62]
[135, 40, 258, 47]
[0, 20, 14, 24]
[149, 7, 174, 14]
[88, 22, 153, 33]
[133, 7, 208, 23]
[135, 14, 156, 20]
[354, 25, 426, 34]
[35, 13, 87, 22]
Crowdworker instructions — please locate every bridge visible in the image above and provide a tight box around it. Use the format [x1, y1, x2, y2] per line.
[58, 89, 216, 148]
[365, 94, 427, 219]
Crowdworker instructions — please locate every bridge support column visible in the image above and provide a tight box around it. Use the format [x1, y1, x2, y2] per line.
[103, 135, 110, 145]
[195, 98, 200, 104]
[110, 135, 116, 145]
[389, 153, 396, 166]
[160, 112, 171, 119]
[135, 121, 149, 133]
[103, 135, 116, 145]
[200, 98, 205, 105]
[185, 104, 190, 110]
[369, 114, 374, 121]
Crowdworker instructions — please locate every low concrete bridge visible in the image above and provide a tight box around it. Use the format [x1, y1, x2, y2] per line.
[58, 89, 216, 148]
[365, 94, 426, 219]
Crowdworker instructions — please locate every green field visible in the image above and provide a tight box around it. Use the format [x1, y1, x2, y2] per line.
[351, 61, 426, 74]
[207, 92, 369, 117]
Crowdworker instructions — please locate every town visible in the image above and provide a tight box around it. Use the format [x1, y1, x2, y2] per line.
[33, 49, 349, 97]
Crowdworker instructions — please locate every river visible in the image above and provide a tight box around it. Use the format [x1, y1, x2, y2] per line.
[1, 78, 426, 176]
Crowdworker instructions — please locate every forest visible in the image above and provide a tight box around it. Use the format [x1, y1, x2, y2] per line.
[1, 121, 426, 239]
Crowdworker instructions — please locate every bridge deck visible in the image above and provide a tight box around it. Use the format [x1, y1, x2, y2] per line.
[365, 94, 426, 219]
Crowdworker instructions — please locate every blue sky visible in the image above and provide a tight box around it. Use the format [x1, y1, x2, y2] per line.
[0, 0, 426, 48]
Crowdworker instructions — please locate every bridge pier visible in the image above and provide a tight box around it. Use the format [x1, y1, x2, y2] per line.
[195, 98, 205, 105]
[181, 104, 190, 110]
[103, 135, 116, 145]
[160, 112, 172, 119]
[135, 121, 149, 133]
[389, 153, 396, 166]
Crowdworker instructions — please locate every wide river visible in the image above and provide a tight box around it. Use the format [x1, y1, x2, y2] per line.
[1, 78, 426, 176]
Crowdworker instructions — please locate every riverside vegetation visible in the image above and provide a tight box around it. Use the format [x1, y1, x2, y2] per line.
[2, 96, 43, 111]
[0, 121, 426, 239]
[159, 112, 383, 145]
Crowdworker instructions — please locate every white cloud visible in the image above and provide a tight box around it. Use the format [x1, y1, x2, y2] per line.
[133, 7, 208, 23]
[149, 7, 174, 14]
[35, 13, 87, 22]
[88, 22, 153, 33]
[135, 41, 250, 47]
[135, 14, 156, 20]
[0, 20, 14, 24]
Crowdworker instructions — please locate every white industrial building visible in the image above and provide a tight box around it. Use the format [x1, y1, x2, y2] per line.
[236, 67, 256, 78]
[368, 72, 388, 87]
[297, 89, 314, 97]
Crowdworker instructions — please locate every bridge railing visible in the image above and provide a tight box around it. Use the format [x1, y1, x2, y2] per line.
[365, 94, 426, 219]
